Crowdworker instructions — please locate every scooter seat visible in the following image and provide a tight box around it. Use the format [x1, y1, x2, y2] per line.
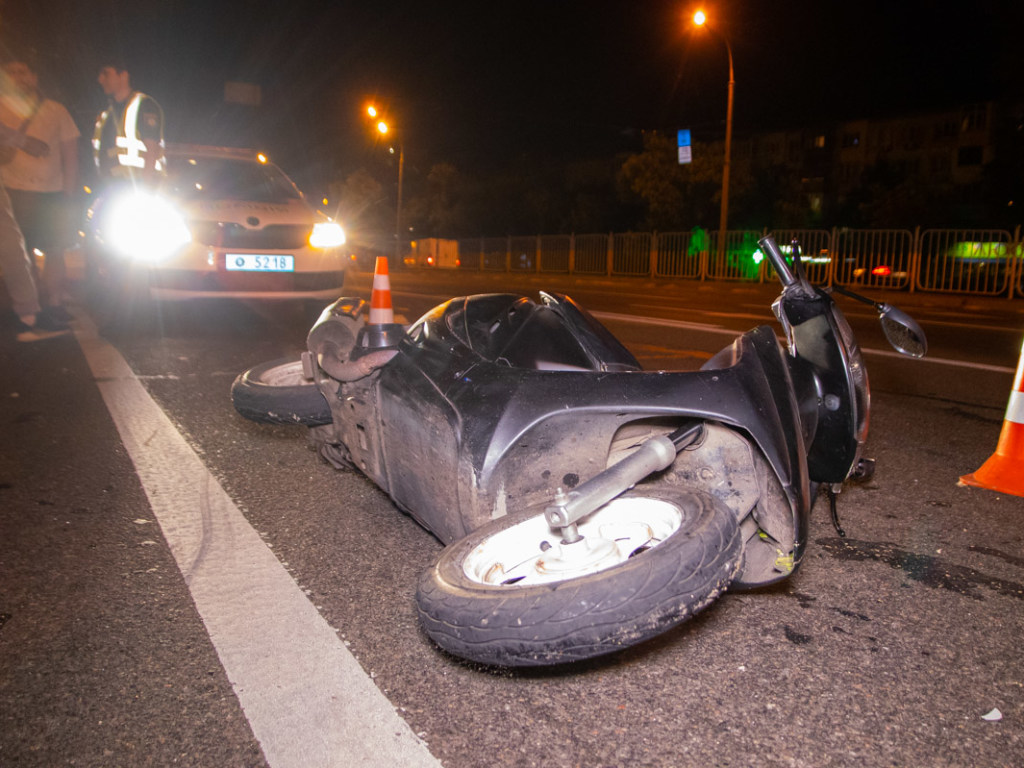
[446, 293, 641, 372]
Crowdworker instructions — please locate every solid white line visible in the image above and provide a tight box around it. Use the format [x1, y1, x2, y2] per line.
[859, 347, 1015, 373]
[592, 310, 733, 335]
[72, 315, 440, 768]
[629, 303, 772, 322]
[592, 310, 1017, 374]
[841, 309, 1023, 334]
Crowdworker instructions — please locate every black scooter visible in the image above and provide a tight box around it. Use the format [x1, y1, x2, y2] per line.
[232, 236, 926, 667]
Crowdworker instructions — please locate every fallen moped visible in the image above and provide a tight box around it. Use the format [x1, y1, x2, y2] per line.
[232, 236, 926, 666]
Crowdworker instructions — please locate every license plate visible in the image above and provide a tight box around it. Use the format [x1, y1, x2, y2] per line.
[225, 254, 295, 272]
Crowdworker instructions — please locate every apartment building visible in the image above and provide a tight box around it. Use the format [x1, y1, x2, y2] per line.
[716, 100, 1017, 222]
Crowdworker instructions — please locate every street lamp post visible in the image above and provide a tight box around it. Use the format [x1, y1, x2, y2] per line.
[395, 143, 404, 264]
[366, 106, 405, 263]
[693, 10, 734, 265]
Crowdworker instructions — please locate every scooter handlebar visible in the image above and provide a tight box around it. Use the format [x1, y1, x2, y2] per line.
[758, 235, 798, 288]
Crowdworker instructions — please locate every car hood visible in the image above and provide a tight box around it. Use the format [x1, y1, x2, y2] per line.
[180, 198, 319, 226]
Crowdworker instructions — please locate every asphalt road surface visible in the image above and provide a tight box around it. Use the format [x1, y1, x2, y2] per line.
[2, 269, 1023, 767]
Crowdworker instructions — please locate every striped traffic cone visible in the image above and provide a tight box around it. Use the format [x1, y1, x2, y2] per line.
[959, 338, 1024, 497]
[369, 256, 394, 325]
[354, 255, 405, 354]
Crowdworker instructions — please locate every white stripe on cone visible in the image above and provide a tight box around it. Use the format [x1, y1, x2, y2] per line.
[369, 257, 394, 325]
[1007, 391, 1024, 426]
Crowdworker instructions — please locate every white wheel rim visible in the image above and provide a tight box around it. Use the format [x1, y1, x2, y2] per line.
[260, 361, 311, 387]
[462, 496, 684, 586]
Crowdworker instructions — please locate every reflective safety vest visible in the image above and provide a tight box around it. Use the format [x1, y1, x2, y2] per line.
[92, 91, 166, 177]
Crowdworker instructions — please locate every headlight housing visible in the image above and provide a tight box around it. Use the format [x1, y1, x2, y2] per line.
[309, 221, 346, 249]
[104, 191, 191, 263]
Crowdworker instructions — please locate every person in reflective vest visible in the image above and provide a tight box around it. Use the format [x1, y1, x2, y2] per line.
[93, 60, 165, 186]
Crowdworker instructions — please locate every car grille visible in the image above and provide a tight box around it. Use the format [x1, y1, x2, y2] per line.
[191, 222, 311, 250]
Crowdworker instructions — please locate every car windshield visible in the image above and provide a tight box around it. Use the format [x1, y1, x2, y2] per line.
[166, 156, 302, 204]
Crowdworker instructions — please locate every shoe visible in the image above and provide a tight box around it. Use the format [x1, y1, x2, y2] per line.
[41, 305, 74, 324]
[34, 312, 70, 332]
[16, 319, 70, 343]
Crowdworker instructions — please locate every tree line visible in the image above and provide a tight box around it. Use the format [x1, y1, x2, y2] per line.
[332, 127, 1021, 245]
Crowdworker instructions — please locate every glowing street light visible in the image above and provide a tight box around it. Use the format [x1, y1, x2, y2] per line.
[691, 8, 734, 265]
[364, 104, 405, 263]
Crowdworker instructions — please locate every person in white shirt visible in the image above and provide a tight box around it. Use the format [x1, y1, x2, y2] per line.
[0, 121, 69, 341]
[0, 51, 80, 322]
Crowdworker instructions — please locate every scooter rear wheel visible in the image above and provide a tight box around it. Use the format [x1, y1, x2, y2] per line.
[230, 357, 332, 426]
[416, 489, 741, 667]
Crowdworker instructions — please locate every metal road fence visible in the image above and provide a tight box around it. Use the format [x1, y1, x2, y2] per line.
[442, 226, 1024, 297]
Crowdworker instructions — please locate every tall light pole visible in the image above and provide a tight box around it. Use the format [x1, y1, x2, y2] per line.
[693, 9, 734, 265]
[366, 105, 405, 263]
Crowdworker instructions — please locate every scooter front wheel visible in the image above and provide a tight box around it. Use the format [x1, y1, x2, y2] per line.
[416, 489, 741, 667]
[230, 357, 332, 426]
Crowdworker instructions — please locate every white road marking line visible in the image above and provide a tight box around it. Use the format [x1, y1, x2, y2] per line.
[631, 304, 770, 322]
[392, 284, 1021, 332]
[591, 311, 1017, 374]
[858, 347, 1014, 373]
[840, 310, 1022, 334]
[592, 310, 730, 335]
[702, 310, 776, 321]
[71, 315, 441, 768]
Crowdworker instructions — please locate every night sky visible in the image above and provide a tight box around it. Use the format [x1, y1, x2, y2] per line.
[4, 0, 1021, 187]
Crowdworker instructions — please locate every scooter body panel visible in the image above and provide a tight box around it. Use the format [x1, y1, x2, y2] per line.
[357, 296, 811, 578]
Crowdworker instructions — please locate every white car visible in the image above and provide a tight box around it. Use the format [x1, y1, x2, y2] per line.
[87, 144, 348, 300]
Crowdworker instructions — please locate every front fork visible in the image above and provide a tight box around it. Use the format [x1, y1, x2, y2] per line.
[543, 423, 704, 543]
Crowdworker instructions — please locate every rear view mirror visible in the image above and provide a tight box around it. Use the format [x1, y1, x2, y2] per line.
[878, 304, 927, 358]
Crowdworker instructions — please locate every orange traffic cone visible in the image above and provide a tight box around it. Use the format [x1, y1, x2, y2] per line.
[959, 339, 1024, 497]
[369, 256, 394, 325]
[354, 255, 405, 354]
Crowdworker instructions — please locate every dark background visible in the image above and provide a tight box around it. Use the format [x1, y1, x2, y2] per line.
[5, 1, 1021, 170]
[3, 0, 1022, 232]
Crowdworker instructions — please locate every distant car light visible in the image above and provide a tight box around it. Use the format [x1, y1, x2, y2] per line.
[309, 221, 346, 249]
[871, 265, 893, 277]
[106, 191, 191, 263]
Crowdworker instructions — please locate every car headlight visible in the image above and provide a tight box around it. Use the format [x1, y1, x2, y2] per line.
[309, 221, 346, 249]
[105, 191, 191, 263]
